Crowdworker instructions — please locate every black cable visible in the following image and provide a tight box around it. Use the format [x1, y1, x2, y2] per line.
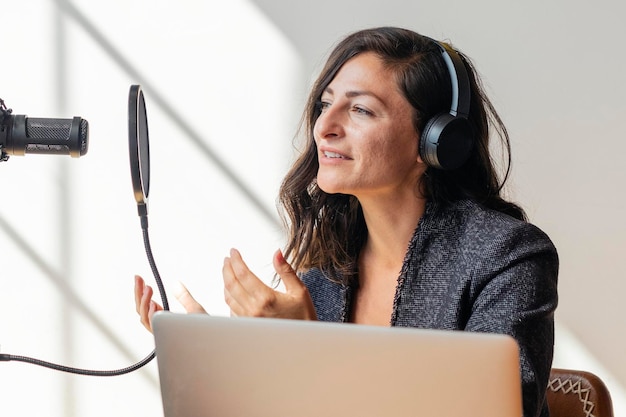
[141, 214, 169, 311]
[0, 351, 155, 377]
[0, 214, 169, 376]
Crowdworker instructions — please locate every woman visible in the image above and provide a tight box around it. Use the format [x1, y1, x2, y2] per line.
[136, 27, 558, 417]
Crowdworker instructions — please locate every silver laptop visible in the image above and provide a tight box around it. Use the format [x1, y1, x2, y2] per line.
[152, 312, 523, 417]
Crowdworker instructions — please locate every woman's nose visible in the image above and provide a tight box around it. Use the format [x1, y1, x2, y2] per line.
[314, 105, 344, 140]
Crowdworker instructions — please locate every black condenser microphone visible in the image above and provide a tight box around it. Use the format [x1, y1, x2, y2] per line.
[3, 115, 89, 157]
[0, 99, 89, 160]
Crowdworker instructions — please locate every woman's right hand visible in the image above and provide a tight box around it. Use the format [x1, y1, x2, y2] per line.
[134, 275, 207, 333]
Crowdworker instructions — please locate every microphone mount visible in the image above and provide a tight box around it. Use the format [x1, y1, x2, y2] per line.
[0, 98, 12, 162]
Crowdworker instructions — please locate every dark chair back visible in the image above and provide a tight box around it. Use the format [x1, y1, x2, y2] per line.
[547, 368, 614, 417]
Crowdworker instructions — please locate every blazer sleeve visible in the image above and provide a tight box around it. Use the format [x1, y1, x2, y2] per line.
[464, 222, 559, 417]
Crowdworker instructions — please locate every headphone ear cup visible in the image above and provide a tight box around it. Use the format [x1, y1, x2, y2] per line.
[419, 113, 473, 170]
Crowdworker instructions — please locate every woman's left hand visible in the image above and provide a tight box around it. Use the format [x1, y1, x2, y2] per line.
[222, 248, 317, 320]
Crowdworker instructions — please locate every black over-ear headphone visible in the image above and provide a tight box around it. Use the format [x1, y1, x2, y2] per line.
[419, 39, 473, 170]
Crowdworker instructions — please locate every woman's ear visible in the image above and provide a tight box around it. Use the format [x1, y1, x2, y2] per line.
[416, 134, 425, 164]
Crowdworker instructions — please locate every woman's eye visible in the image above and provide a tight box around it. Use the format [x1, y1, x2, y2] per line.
[317, 100, 331, 112]
[354, 106, 373, 116]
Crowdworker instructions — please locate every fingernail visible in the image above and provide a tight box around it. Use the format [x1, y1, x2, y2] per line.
[173, 281, 186, 298]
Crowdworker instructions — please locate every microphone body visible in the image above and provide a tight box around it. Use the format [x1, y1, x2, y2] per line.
[1, 114, 89, 157]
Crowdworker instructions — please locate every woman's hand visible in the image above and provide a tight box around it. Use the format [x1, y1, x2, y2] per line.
[134, 275, 207, 333]
[222, 248, 317, 320]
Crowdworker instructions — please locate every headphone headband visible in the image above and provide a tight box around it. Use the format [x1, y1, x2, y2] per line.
[435, 42, 471, 118]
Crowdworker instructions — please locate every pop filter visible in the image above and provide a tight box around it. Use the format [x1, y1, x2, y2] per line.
[124, 83, 168, 374]
[128, 85, 150, 216]
[127, 84, 168, 309]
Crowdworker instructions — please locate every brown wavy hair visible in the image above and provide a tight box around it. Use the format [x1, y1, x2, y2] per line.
[278, 27, 524, 282]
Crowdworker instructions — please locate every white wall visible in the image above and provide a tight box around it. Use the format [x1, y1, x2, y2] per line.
[0, 0, 624, 416]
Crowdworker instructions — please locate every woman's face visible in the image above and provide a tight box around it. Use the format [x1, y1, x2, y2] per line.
[313, 52, 425, 201]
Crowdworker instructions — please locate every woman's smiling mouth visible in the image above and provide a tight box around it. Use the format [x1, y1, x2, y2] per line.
[324, 151, 346, 159]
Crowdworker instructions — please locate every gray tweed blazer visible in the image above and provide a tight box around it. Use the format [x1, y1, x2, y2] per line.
[300, 199, 559, 417]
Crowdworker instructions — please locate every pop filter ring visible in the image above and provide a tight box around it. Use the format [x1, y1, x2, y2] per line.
[128, 85, 150, 216]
